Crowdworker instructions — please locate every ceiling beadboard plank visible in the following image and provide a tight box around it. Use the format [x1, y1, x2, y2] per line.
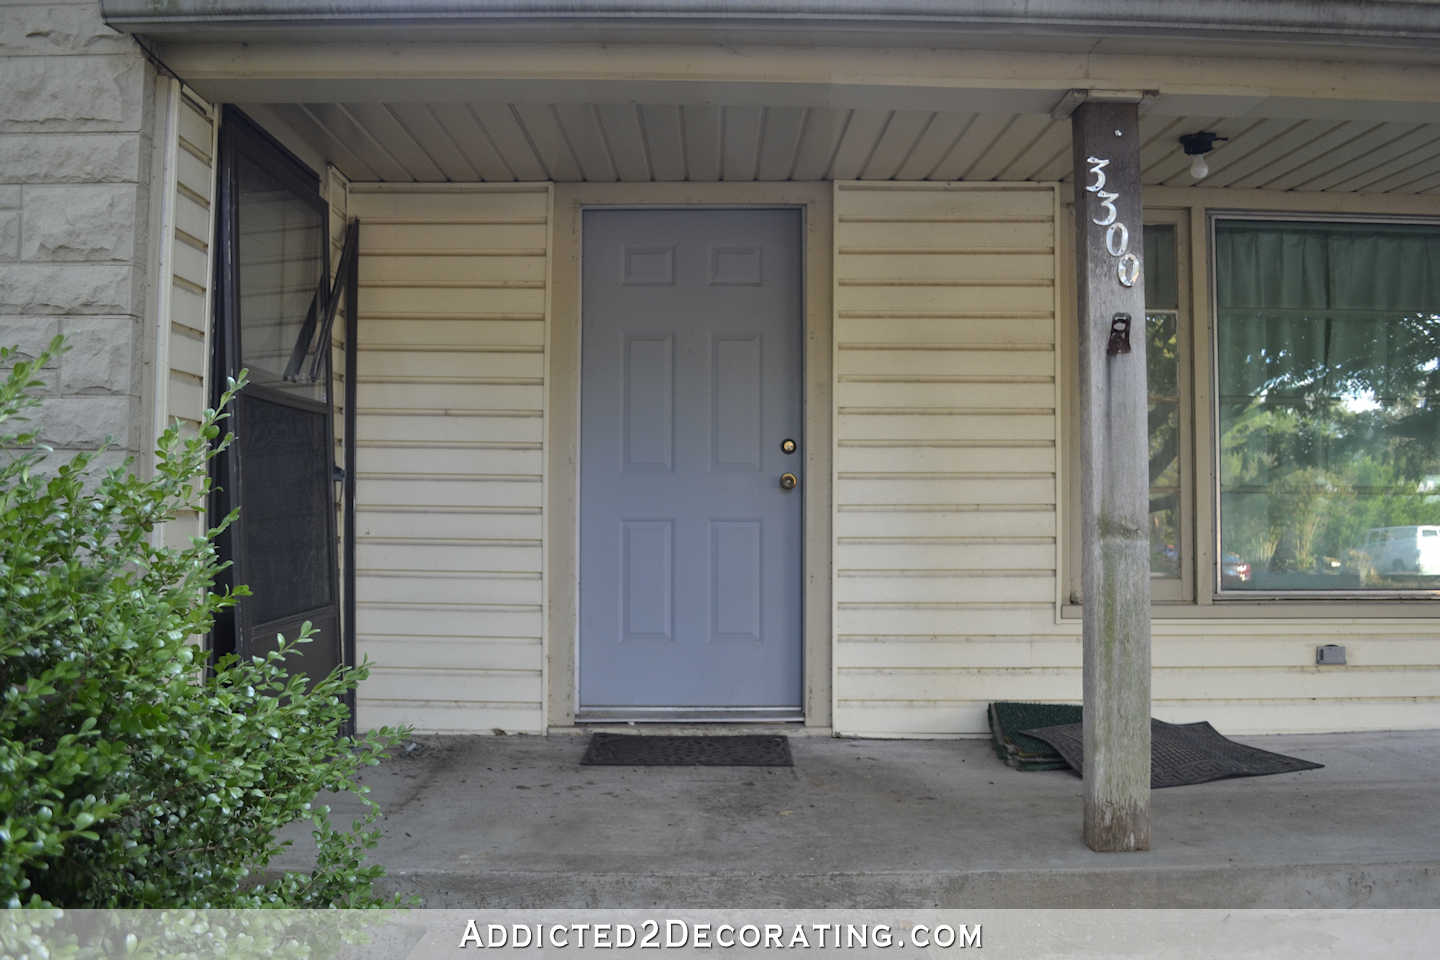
[465, 104, 548, 181]
[722, 105, 764, 181]
[553, 103, 618, 181]
[966, 114, 1054, 181]
[1366, 147, 1440, 194]
[302, 103, 412, 181]
[1001, 117, 1070, 181]
[790, 107, 850, 181]
[828, 109, 892, 180]
[1326, 130, 1440, 193]
[1138, 116, 1203, 178]
[861, 110, 935, 180]
[1403, 169, 1440, 193]
[1260, 121, 1422, 191]
[1298, 125, 1440, 191]
[1145, 116, 1266, 185]
[1161, 117, 1300, 187]
[1201, 118, 1341, 188]
[426, 103, 515, 181]
[894, 112, 974, 181]
[757, 106, 807, 181]
[1230, 120, 1374, 190]
[394, 104, 481, 182]
[927, 112, 1013, 181]
[640, 104, 686, 181]
[682, 105, 722, 181]
[346, 103, 448, 181]
[594, 104, 652, 181]
[272, 103, 380, 181]
[511, 103, 584, 181]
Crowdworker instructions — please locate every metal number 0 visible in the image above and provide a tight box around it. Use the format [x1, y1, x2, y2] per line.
[1086, 155, 1139, 289]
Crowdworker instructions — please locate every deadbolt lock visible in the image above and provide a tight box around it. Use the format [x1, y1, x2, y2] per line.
[781, 438, 797, 454]
[779, 472, 798, 491]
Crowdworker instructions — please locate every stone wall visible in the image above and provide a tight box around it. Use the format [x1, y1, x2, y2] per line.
[0, 0, 157, 463]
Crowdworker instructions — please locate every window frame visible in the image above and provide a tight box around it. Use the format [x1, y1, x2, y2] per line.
[1207, 209, 1440, 601]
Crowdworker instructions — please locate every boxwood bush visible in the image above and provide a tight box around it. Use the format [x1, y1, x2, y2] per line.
[0, 337, 407, 907]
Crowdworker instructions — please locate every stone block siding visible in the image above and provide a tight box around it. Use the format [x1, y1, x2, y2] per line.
[0, 1, 155, 457]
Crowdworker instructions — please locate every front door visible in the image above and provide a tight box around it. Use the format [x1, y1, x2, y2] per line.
[579, 208, 803, 719]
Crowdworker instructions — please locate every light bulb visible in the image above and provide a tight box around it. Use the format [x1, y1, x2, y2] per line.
[1189, 154, 1209, 180]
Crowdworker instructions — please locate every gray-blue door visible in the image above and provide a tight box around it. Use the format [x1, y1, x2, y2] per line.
[579, 209, 803, 717]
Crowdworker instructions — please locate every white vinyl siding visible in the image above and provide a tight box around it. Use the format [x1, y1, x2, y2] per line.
[832, 180, 1440, 738]
[152, 82, 218, 552]
[346, 183, 550, 734]
[831, 181, 1062, 738]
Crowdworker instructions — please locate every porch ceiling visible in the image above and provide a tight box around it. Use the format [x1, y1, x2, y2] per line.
[243, 100, 1440, 195]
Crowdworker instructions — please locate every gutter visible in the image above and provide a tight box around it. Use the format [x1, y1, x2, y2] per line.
[99, 1, 1440, 47]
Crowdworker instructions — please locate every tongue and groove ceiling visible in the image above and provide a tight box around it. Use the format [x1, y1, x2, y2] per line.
[242, 101, 1440, 195]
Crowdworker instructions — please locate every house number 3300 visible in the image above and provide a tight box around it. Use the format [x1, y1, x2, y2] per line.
[1085, 156, 1141, 288]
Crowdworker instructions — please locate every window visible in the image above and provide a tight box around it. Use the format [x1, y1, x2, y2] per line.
[1213, 217, 1440, 593]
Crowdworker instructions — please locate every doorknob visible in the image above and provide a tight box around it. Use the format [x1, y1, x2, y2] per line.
[779, 473, 798, 491]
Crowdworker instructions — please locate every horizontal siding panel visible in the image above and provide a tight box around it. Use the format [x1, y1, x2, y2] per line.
[836, 252, 1053, 285]
[836, 445, 1054, 474]
[840, 575, 1055, 604]
[165, 372, 203, 421]
[355, 573, 541, 606]
[833, 702, 993, 737]
[836, 380, 1053, 409]
[357, 603, 541, 639]
[358, 285, 544, 318]
[836, 348, 1053, 378]
[837, 636, 1440, 670]
[836, 220, 1052, 252]
[364, 667, 543, 703]
[836, 315, 1053, 346]
[360, 636, 542, 672]
[359, 348, 544, 380]
[355, 541, 541, 574]
[168, 327, 206, 379]
[836, 284, 1054, 317]
[360, 222, 547, 252]
[835, 184, 1055, 220]
[837, 541, 1055, 570]
[356, 508, 541, 541]
[363, 254, 546, 284]
[835, 509, 1056, 539]
[358, 701, 543, 735]
[174, 193, 211, 246]
[170, 284, 206, 331]
[835, 476, 1053, 506]
[176, 146, 212, 201]
[358, 445, 542, 476]
[360, 476, 542, 509]
[835, 604, 1060, 636]
[838, 413, 1055, 443]
[357, 413, 543, 444]
[358, 318, 545, 348]
[348, 189, 547, 221]
[357, 381, 543, 410]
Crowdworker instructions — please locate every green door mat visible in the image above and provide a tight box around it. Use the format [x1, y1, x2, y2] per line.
[988, 702, 1081, 771]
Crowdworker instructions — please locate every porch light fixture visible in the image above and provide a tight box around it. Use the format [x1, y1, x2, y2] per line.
[1179, 131, 1227, 180]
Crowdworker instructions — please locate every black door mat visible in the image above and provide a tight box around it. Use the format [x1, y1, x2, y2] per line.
[1022, 719, 1324, 788]
[989, 702, 1081, 770]
[581, 733, 793, 767]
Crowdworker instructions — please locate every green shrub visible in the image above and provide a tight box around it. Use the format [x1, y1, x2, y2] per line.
[0, 337, 408, 907]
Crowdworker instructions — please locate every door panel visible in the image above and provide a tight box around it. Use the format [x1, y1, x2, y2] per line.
[579, 209, 803, 715]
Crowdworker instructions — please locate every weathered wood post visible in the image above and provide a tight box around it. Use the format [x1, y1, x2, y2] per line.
[1070, 97, 1152, 852]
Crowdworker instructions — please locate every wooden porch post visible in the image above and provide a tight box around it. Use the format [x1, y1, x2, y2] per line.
[1070, 98, 1152, 852]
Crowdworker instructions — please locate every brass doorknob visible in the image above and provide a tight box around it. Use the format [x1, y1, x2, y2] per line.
[779, 473, 798, 491]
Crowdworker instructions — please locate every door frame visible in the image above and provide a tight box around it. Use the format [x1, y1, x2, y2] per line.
[548, 182, 834, 728]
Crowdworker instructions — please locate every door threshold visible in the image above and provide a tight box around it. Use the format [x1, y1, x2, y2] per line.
[575, 707, 805, 724]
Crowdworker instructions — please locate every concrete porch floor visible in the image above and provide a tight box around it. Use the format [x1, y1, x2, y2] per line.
[275, 729, 1440, 908]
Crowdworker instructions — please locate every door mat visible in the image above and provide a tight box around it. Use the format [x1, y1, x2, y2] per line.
[581, 733, 793, 767]
[1022, 719, 1324, 788]
[988, 702, 1081, 771]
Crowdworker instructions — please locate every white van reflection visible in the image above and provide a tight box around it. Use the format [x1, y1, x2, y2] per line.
[1360, 526, 1440, 576]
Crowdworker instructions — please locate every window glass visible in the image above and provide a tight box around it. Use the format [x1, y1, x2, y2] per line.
[237, 152, 327, 402]
[1146, 226, 1182, 580]
[1215, 219, 1440, 591]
